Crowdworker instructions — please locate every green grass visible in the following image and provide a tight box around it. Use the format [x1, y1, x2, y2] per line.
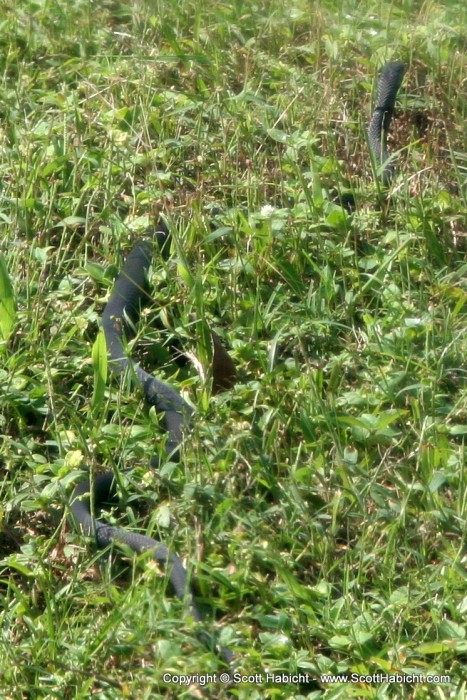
[0, 0, 466, 698]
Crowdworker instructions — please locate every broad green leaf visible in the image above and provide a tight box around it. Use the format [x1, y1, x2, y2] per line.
[276, 564, 312, 603]
[0, 254, 16, 346]
[374, 409, 406, 430]
[177, 260, 194, 287]
[449, 424, 467, 436]
[343, 446, 359, 464]
[266, 127, 289, 144]
[439, 620, 466, 640]
[85, 262, 107, 284]
[3, 556, 33, 577]
[64, 450, 85, 469]
[58, 216, 86, 227]
[428, 471, 447, 493]
[329, 635, 352, 649]
[326, 207, 349, 227]
[416, 642, 453, 654]
[92, 329, 107, 412]
[155, 504, 171, 528]
[202, 226, 232, 243]
[336, 415, 374, 430]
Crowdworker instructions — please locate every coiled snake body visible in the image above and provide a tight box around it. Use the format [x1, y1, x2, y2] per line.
[71, 223, 234, 666]
[70, 61, 406, 668]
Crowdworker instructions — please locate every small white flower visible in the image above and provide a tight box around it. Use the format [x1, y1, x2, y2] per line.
[260, 205, 277, 218]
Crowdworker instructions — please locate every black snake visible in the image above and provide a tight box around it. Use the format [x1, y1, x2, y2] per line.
[70, 61, 406, 669]
[368, 61, 406, 184]
[71, 222, 234, 667]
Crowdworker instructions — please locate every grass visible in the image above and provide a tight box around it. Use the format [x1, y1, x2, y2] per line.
[0, 0, 466, 698]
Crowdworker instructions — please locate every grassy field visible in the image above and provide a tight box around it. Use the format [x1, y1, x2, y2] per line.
[0, 0, 466, 698]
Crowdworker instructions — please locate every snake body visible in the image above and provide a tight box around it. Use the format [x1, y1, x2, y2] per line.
[368, 61, 407, 183]
[71, 222, 234, 666]
[70, 60, 406, 671]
